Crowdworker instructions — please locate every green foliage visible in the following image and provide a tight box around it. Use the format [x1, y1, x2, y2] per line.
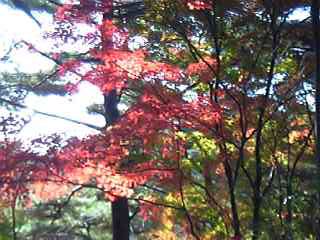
[0, 189, 112, 240]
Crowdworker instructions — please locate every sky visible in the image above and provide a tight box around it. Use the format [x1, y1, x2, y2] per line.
[0, 3, 312, 140]
[0, 3, 106, 140]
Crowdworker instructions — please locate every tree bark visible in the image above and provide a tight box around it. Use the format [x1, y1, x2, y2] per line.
[111, 197, 130, 240]
[224, 160, 241, 237]
[311, 0, 320, 238]
[102, 2, 130, 239]
[252, 12, 278, 239]
[103, 91, 130, 240]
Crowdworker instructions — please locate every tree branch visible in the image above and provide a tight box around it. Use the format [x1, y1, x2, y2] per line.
[0, 97, 102, 131]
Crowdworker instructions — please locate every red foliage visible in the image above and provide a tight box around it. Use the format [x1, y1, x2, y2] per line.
[185, 0, 213, 10]
[62, 47, 184, 93]
[55, 1, 112, 23]
[58, 59, 82, 77]
[53, 80, 221, 201]
[0, 139, 60, 206]
[18, 0, 222, 205]
[138, 198, 162, 222]
[186, 56, 217, 83]
[231, 235, 242, 240]
[0, 4, 224, 234]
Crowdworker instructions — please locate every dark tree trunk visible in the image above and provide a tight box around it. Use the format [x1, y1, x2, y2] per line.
[251, 9, 279, 238]
[111, 197, 130, 240]
[286, 180, 293, 240]
[102, 3, 130, 239]
[103, 91, 130, 240]
[224, 159, 241, 237]
[311, 0, 320, 238]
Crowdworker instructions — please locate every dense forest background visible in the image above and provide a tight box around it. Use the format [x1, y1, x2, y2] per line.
[0, 0, 319, 239]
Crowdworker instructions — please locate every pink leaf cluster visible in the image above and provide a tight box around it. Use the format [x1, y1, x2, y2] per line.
[185, 0, 213, 10]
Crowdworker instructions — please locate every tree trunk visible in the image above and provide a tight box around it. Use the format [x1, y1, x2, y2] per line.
[311, 0, 320, 238]
[102, 2, 130, 239]
[112, 197, 130, 240]
[252, 188, 261, 240]
[252, 11, 279, 238]
[103, 91, 130, 240]
[286, 179, 293, 240]
[224, 160, 241, 237]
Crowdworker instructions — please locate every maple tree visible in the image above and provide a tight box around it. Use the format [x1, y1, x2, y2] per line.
[50, 1, 221, 239]
[1, 0, 320, 239]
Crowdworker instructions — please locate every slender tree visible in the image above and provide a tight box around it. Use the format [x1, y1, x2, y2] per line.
[311, 0, 320, 238]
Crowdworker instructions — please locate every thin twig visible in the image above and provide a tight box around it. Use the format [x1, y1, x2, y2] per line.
[0, 97, 102, 131]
